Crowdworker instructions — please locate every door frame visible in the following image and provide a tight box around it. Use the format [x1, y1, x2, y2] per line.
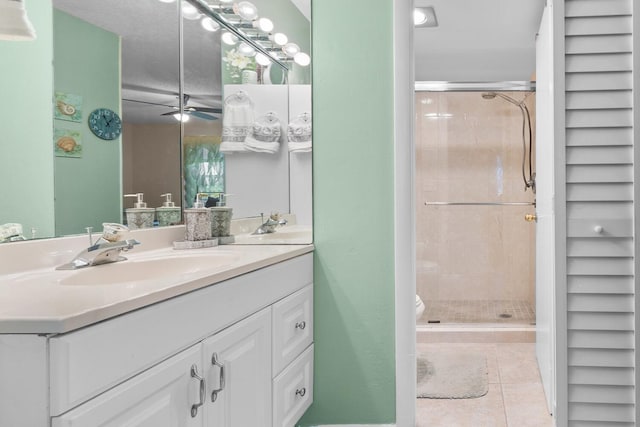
[393, 4, 563, 424]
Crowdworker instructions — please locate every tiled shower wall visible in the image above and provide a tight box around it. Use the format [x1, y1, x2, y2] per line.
[415, 92, 536, 316]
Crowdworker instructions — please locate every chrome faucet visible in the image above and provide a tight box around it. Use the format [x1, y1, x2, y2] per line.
[56, 223, 140, 270]
[252, 213, 288, 235]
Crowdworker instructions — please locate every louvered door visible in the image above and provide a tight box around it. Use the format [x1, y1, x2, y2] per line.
[564, 0, 635, 425]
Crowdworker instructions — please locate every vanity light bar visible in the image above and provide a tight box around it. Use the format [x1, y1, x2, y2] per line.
[192, 0, 310, 67]
[187, 0, 290, 70]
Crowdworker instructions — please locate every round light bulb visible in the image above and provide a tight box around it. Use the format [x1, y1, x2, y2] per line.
[293, 52, 310, 66]
[221, 32, 238, 45]
[253, 17, 274, 32]
[255, 52, 271, 66]
[270, 32, 288, 46]
[238, 42, 256, 57]
[282, 42, 300, 57]
[233, 1, 258, 21]
[181, 1, 201, 20]
[201, 17, 220, 32]
[413, 9, 428, 26]
[173, 113, 190, 122]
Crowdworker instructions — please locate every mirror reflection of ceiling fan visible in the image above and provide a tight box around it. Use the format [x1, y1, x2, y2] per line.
[122, 94, 222, 122]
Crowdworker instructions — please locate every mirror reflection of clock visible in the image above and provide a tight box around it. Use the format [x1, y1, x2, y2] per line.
[88, 108, 122, 140]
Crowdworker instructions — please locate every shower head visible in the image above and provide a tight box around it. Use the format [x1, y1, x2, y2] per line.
[481, 92, 523, 107]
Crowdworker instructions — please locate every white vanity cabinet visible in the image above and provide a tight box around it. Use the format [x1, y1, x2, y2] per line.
[51, 343, 203, 427]
[202, 307, 272, 426]
[0, 251, 313, 427]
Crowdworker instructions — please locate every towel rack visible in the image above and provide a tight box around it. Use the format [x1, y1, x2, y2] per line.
[425, 201, 535, 206]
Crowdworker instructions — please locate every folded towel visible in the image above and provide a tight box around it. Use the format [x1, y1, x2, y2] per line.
[221, 90, 254, 148]
[288, 141, 312, 153]
[220, 141, 247, 153]
[287, 112, 312, 152]
[245, 112, 281, 154]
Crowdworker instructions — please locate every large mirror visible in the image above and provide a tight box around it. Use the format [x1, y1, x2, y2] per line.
[0, 0, 311, 243]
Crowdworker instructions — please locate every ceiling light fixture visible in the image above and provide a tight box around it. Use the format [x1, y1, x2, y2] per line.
[181, 1, 201, 20]
[255, 52, 272, 66]
[233, 1, 258, 21]
[158, 0, 176, 3]
[173, 113, 190, 122]
[253, 17, 274, 32]
[282, 42, 300, 57]
[293, 52, 310, 67]
[238, 41, 256, 57]
[270, 32, 288, 46]
[221, 31, 238, 45]
[201, 16, 220, 32]
[0, 0, 37, 41]
[413, 6, 438, 28]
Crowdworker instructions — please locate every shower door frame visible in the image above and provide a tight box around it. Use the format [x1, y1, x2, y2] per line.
[415, 81, 537, 326]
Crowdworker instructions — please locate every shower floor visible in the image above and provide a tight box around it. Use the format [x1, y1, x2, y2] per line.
[420, 300, 535, 325]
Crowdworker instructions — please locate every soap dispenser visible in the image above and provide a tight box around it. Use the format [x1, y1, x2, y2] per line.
[156, 193, 181, 227]
[124, 193, 155, 229]
[183, 193, 212, 241]
[210, 193, 233, 238]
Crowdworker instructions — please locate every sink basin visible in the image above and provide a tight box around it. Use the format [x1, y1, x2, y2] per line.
[59, 252, 240, 286]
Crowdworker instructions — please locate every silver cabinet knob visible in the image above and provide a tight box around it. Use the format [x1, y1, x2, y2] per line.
[594, 225, 604, 234]
[295, 321, 306, 330]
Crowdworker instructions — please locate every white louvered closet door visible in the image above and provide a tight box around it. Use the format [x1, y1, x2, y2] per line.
[564, 0, 635, 425]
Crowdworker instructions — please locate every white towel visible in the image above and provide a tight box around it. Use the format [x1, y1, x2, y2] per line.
[245, 112, 281, 154]
[287, 112, 312, 153]
[221, 90, 254, 151]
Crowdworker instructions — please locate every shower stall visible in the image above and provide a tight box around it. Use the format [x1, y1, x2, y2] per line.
[415, 83, 536, 326]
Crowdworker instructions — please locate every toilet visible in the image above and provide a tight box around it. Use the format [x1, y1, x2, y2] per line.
[416, 294, 425, 320]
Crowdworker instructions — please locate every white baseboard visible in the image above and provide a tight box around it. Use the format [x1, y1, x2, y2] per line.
[311, 425, 396, 427]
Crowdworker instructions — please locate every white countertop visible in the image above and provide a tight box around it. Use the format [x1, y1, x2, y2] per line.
[0, 237, 313, 334]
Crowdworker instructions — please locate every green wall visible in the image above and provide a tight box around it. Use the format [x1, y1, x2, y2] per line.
[299, 0, 396, 424]
[53, 10, 122, 236]
[0, 1, 54, 239]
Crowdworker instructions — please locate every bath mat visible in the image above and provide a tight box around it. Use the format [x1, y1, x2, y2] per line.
[417, 351, 488, 399]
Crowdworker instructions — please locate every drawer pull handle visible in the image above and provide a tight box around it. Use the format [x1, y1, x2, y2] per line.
[296, 387, 307, 397]
[211, 352, 226, 402]
[190, 365, 205, 418]
[295, 321, 306, 330]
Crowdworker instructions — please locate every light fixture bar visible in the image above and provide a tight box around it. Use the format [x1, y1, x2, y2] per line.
[188, 0, 290, 71]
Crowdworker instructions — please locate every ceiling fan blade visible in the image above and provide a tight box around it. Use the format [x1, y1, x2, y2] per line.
[192, 106, 223, 114]
[189, 110, 219, 121]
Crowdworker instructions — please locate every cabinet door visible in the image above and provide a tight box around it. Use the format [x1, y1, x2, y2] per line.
[52, 344, 204, 427]
[203, 307, 272, 427]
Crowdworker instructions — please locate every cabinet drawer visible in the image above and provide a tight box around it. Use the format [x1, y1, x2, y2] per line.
[272, 284, 313, 376]
[273, 344, 313, 427]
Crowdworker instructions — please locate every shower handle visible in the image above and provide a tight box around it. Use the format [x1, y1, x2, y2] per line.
[525, 213, 537, 222]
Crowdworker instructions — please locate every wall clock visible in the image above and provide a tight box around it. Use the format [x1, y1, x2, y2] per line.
[88, 108, 122, 140]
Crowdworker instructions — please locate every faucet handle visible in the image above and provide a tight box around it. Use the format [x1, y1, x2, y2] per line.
[85, 227, 94, 246]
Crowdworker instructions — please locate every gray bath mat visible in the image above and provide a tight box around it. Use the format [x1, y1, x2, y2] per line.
[417, 351, 488, 399]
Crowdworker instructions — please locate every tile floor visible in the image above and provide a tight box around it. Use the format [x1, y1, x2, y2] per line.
[420, 300, 536, 325]
[416, 342, 554, 427]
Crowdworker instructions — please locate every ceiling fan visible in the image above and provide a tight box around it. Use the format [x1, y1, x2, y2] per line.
[160, 94, 221, 121]
[122, 94, 222, 122]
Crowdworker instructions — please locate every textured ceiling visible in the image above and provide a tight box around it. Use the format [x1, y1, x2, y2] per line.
[53, 0, 222, 123]
[414, 0, 546, 82]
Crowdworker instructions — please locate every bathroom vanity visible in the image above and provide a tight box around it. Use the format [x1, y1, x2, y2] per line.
[0, 228, 314, 427]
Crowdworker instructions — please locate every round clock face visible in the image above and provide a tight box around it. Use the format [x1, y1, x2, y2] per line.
[88, 108, 122, 140]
